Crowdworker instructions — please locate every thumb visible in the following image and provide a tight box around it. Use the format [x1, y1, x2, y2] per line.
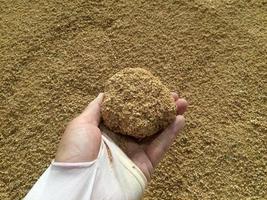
[79, 93, 104, 126]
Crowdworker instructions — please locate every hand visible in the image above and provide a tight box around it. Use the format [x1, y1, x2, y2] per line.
[55, 92, 188, 181]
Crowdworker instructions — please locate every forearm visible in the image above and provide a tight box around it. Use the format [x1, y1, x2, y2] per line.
[24, 135, 147, 200]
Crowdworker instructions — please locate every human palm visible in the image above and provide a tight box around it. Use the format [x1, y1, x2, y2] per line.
[55, 93, 187, 180]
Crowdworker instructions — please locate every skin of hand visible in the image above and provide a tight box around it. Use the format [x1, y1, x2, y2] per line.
[55, 92, 188, 181]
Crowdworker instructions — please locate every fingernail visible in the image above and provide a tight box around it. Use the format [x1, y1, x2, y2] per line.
[97, 93, 104, 102]
[176, 115, 185, 131]
[98, 93, 104, 97]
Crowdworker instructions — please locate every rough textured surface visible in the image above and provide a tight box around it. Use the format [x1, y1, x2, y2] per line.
[101, 68, 176, 138]
[0, 0, 266, 199]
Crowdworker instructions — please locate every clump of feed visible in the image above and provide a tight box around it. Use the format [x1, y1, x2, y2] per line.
[101, 68, 176, 139]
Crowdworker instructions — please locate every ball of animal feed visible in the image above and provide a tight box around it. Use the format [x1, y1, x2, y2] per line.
[101, 68, 176, 139]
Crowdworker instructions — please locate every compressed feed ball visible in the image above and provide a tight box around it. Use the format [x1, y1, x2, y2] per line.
[101, 68, 176, 139]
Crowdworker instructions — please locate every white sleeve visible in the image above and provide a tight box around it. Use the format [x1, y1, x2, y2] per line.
[24, 135, 147, 200]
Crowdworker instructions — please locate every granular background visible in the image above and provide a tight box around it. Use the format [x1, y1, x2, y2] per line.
[0, 0, 266, 199]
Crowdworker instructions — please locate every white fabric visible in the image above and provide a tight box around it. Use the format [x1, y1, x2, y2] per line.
[24, 134, 147, 200]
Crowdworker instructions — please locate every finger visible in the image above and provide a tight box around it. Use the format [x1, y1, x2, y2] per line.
[79, 93, 104, 126]
[145, 115, 185, 167]
[176, 98, 188, 115]
[171, 92, 179, 101]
